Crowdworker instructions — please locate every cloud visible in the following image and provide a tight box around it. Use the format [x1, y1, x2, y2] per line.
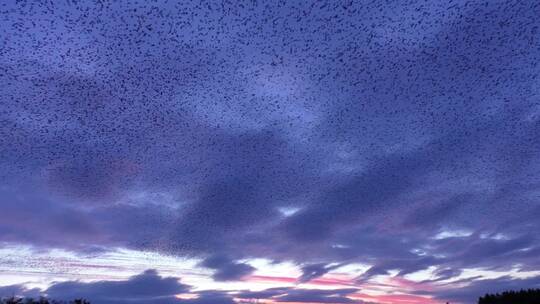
[237, 287, 360, 303]
[46, 269, 189, 304]
[236, 287, 291, 300]
[0, 186, 176, 251]
[0, 270, 239, 304]
[199, 255, 255, 281]
[274, 288, 360, 303]
[423, 275, 540, 303]
[430, 268, 462, 282]
[0, 284, 41, 299]
[181, 291, 236, 304]
[298, 263, 346, 283]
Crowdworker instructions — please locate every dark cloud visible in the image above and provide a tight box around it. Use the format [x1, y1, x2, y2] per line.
[199, 254, 255, 281]
[0, 285, 41, 299]
[274, 288, 360, 304]
[0, 186, 175, 251]
[0, 270, 238, 304]
[298, 263, 346, 283]
[236, 287, 360, 304]
[181, 291, 236, 304]
[430, 268, 463, 282]
[46, 269, 189, 304]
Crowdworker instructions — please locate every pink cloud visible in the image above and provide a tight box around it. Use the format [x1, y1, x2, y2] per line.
[352, 292, 438, 304]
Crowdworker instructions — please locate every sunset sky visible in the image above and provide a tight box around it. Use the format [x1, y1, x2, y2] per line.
[1, 1, 540, 303]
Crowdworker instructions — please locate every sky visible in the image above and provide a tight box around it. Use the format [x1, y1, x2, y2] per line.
[0, 0, 539, 303]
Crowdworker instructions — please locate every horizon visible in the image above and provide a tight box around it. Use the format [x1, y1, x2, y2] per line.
[1, 1, 540, 304]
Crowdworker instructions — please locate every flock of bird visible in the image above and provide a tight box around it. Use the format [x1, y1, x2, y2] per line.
[0, 1, 539, 296]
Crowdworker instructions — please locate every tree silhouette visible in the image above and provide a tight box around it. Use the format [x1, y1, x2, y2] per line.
[478, 288, 540, 304]
[0, 297, 90, 304]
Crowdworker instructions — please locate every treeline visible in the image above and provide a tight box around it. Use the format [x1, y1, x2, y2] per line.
[0, 298, 89, 304]
[478, 288, 540, 304]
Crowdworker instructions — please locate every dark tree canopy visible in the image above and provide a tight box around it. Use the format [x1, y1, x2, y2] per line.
[478, 289, 540, 304]
[0, 297, 89, 304]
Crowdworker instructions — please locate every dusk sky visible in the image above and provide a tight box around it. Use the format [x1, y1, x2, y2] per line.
[1, 1, 540, 303]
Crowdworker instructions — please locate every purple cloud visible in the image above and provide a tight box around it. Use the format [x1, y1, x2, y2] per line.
[46, 270, 190, 304]
[199, 255, 255, 281]
[236, 287, 361, 304]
